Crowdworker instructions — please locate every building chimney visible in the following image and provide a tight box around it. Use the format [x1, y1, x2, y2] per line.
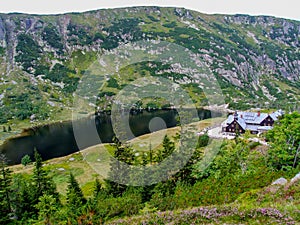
[240, 114, 243, 118]
[257, 111, 261, 117]
[234, 111, 238, 120]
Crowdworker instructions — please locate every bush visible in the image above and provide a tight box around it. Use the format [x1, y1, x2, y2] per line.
[21, 155, 32, 167]
[94, 189, 143, 222]
[197, 134, 209, 148]
[45, 64, 79, 93]
[15, 34, 42, 73]
[266, 112, 300, 170]
[42, 26, 64, 54]
[107, 77, 120, 89]
[0, 46, 4, 55]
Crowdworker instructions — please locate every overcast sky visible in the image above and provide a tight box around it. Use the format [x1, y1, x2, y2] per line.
[0, 0, 298, 21]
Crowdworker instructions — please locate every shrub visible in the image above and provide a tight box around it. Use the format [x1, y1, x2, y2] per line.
[15, 33, 42, 73]
[21, 155, 32, 167]
[266, 112, 300, 170]
[42, 25, 64, 53]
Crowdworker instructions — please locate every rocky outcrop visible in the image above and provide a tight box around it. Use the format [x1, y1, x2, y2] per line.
[291, 173, 300, 184]
[271, 177, 288, 186]
[0, 7, 298, 109]
[0, 16, 6, 44]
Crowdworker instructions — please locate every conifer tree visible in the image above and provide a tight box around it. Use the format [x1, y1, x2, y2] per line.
[105, 136, 134, 197]
[12, 175, 35, 220]
[0, 154, 12, 224]
[162, 135, 175, 159]
[105, 161, 128, 197]
[35, 194, 58, 225]
[93, 178, 103, 199]
[90, 178, 107, 214]
[66, 173, 86, 211]
[32, 149, 59, 208]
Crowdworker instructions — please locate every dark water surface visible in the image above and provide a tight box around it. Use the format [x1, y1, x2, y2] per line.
[0, 109, 219, 165]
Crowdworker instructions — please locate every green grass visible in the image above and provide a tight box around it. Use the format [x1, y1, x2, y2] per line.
[105, 173, 300, 224]
[9, 117, 224, 196]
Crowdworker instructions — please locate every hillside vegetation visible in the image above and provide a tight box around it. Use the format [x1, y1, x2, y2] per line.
[0, 7, 299, 130]
[0, 6, 299, 224]
[0, 112, 299, 224]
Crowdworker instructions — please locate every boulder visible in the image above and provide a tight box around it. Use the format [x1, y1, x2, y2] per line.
[271, 177, 287, 186]
[291, 173, 300, 184]
[30, 114, 36, 121]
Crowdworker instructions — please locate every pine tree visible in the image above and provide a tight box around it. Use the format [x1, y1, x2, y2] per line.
[162, 135, 175, 159]
[66, 173, 86, 212]
[93, 178, 104, 199]
[12, 175, 35, 220]
[35, 194, 58, 225]
[105, 160, 128, 197]
[0, 154, 12, 224]
[90, 178, 107, 213]
[105, 136, 135, 197]
[32, 149, 59, 209]
[149, 141, 153, 165]
[175, 146, 202, 185]
[174, 134, 210, 184]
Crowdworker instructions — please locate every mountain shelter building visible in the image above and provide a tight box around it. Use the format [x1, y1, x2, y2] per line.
[222, 110, 284, 134]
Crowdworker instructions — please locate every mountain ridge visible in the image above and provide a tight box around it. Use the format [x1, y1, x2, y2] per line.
[2, 6, 300, 22]
[0, 6, 299, 125]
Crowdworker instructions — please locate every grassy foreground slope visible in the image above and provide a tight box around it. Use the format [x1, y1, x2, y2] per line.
[107, 175, 300, 224]
[3, 113, 299, 224]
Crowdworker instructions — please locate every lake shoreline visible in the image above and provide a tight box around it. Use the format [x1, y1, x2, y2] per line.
[1, 108, 222, 165]
[1, 107, 220, 144]
[8, 117, 225, 177]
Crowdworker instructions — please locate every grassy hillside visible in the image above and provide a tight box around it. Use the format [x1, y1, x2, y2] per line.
[0, 7, 299, 132]
[0, 6, 299, 224]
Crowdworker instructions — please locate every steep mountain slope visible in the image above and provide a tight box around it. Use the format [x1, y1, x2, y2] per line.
[0, 7, 299, 125]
